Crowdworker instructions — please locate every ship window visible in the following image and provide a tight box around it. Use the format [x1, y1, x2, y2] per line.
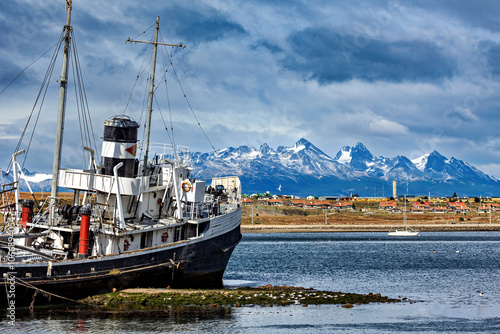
[198, 221, 210, 234]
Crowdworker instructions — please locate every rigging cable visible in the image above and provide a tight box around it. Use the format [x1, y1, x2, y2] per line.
[71, 32, 100, 166]
[0, 37, 59, 97]
[153, 89, 173, 145]
[123, 44, 152, 115]
[129, 22, 156, 41]
[169, 61, 216, 151]
[156, 33, 180, 150]
[17, 31, 66, 171]
[157, 29, 216, 151]
[156, 43, 178, 148]
[165, 46, 180, 151]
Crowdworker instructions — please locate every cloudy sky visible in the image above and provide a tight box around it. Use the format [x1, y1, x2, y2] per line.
[1, 0, 500, 178]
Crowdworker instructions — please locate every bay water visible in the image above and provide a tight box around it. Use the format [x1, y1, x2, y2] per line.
[2, 231, 500, 333]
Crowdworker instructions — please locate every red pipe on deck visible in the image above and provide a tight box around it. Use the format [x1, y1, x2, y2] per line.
[20, 199, 34, 228]
[78, 207, 91, 256]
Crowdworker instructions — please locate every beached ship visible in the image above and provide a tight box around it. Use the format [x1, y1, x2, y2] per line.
[0, 1, 241, 307]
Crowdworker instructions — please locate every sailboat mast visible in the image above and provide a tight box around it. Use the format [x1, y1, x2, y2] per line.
[50, 0, 72, 223]
[142, 16, 160, 174]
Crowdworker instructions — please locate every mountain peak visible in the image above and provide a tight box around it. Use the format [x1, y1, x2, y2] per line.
[334, 142, 374, 170]
[354, 142, 367, 150]
[334, 145, 352, 164]
[429, 150, 446, 159]
[351, 142, 373, 158]
[295, 138, 313, 147]
[259, 143, 272, 154]
[425, 150, 448, 172]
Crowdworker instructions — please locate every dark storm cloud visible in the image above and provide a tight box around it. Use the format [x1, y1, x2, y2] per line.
[480, 41, 500, 76]
[282, 27, 457, 84]
[250, 40, 284, 54]
[0, 60, 23, 87]
[72, 10, 131, 41]
[410, 0, 500, 32]
[161, 5, 247, 44]
[0, 1, 61, 53]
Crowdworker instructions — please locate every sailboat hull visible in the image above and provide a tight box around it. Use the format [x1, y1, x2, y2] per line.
[388, 230, 419, 237]
[0, 213, 241, 308]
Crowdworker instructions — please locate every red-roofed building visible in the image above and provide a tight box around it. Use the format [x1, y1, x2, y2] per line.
[242, 198, 254, 206]
[378, 201, 398, 210]
[477, 204, 493, 213]
[289, 199, 305, 207]
[267, 199, 284, 206]
[410, 202, 430, 213]
[491, 203, 500, 212]
[447, 202, 470, 213]
[432, 206, 448, 213]
[333, 201, 354, 211]
[303, 200, 332, 209]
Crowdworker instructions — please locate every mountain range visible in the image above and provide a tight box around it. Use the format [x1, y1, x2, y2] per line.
[2, 138, 499, 197]
[187, 139, 499, 197]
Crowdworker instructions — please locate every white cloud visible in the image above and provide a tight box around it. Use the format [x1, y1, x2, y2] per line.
[453, 106, 479, 121]
[369, 118, 409, 135]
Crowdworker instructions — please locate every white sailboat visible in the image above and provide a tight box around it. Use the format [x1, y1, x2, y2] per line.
[388, 196, 419, 236]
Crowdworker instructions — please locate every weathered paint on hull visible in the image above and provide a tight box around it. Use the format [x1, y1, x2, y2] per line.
[0, 224, 241, 308]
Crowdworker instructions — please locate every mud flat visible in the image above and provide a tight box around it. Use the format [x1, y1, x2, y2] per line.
[80, 285, 404, 311]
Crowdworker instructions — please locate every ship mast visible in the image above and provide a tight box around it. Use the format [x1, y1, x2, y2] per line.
[126, 16, 185, 175]
[49, 0, 72, 223]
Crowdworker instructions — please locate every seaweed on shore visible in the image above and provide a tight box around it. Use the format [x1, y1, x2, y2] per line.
[80, 284, 405, 311]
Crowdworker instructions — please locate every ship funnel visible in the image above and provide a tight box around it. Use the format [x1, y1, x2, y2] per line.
[101, 115, 139, 177]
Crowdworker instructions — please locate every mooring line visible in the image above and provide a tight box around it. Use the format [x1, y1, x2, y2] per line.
[10, 275, 107, 309]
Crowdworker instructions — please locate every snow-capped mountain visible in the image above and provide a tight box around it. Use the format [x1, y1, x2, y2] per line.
[4, 139, 499, 197]
[1, 168, 52, 192]
[186, 139, 498, 196]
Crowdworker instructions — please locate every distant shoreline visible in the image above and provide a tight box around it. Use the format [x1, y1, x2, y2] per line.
[241, 223, 500, 233]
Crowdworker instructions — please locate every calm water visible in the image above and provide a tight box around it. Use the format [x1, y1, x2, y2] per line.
[2, 232, 500, 333]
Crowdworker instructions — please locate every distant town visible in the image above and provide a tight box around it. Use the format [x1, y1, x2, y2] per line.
[242, 193, 500, 214]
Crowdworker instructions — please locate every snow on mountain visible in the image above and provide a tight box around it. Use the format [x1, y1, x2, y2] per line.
[334, 142, 375, 171]
[21, 172, 52, 183]
[335, 147, 352, 165]
[411, 153, 429, 172]
[187, 139, 499, 196]
[4, 139, 499, 197]
[1, 169, 53, 192]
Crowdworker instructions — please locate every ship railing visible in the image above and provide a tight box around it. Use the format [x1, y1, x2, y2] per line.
[27, 196, 54, 232]
[184, 201, 215, 220]
[92, 202, 121, 227]
[147, 165, 174, 188]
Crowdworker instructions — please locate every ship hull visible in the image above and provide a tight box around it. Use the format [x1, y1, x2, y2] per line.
[0, 215, 241, 308]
